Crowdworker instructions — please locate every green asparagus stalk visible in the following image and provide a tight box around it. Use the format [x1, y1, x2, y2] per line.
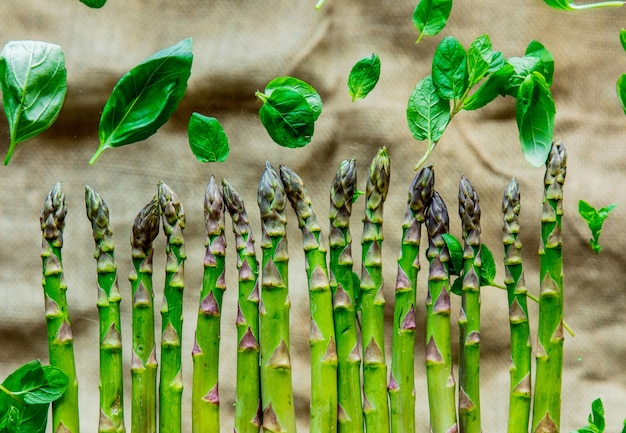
[192, 176, 227, 433]
[129, 197, 160, 433]
[457, 176, 482, 433]
[328, 158, 363, 433]
[222, 179, 261, 433]
[157, 181, 186, 433]
[280, 165, 338, 433]
[424, 191, 457, 433]
[40, 181, 80, 433]
[532, 141, 567, 433]
[502, 178, 532, 433]
[257, 162, 296, 433]
[85, 186, 126, 433]
[360, 147, 391, 433]
[389, 164, 434, 433]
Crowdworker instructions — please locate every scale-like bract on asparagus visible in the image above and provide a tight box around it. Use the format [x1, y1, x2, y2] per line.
[280, 165, 338, 433]
[85, 186, 126, 433]
[328, 158, 363, 433]
[360, 147, 391, 432]
[424, 191, 457, 433]
[532, 141, 567, 433]
[257, 162, 296, 433]
[223, 179, 261, 433]
[457, 176, 482, 433]
[40, 181, 80, 433]
[157, 181, 186, 433]
[502, 178, 532, 433]
[129, 197, 160, 433]
[390, 163, 434, 433]
[192, 176, 227, 433]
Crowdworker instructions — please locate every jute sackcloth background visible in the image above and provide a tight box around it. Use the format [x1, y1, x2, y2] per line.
[0, 1, 625, 431]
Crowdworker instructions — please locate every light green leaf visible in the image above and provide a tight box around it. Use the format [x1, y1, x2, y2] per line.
[542, 0, 624, 10]
[264, 76, 322, 120]
[79, 0, 106, 7]
[0, 41, 67, 165]
[617, 74, 626, 115]
[257, 88, 315, 148]
[432, 36, 468, 101]
[479, 244, 496, 285]
[578, 200, 617, 254]
[442, 233, 463, 276]
[467, 34, 504, 88]
[406, 75, 450, 143]
[187, 113, 229, 163]
[621, 29, 626, 52]
[413, 0, 453, 43]
[348, 53, 381, 101]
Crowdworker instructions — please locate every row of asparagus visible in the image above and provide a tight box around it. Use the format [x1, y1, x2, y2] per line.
[39, 141, 567, 433]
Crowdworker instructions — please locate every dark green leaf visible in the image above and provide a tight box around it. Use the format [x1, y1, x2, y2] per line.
[91, 38, 193, 164]
[80, 0, 106, 7]
[432, 36, 468, 101]
[479, 244, 496, 285]
[621, 29, 626, 51]
[516, 72, 555, 167]
[463, 63, 514, 110]
[542, 0, 624, 10]
[578, 200, 617, 254]
[258, 88, 315, 148]
[348, 53, 381, 101]
[450, 276, 463, 296]
[467, 34, 504, 88]
[1, 361, 67, 406]
[187, 113, 229, 163]
[442, 233, 463, 276]
[617, 74, 626, 115]
[413, 0, 453, 43]
[265, 76, 322, 120]
[0, 41, 67, 165]
[406, 75, 450, 143]
[352, 271, 362, 312]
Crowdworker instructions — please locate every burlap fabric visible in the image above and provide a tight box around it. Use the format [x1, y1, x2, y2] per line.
[0, 0, 624, 431]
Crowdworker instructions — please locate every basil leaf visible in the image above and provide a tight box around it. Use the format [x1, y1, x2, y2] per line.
[479, 244, 496, 286]
[413, 0, 453, 43]
[516, 72, 555, 167]
[187, 113, 229, 163]
[463, 63, 514, 110]
[467, 34, 504, 88]
[258, 88, 315, 148]
[0, 41, 67, 165]
[348, 53, 381, 101]
[542, 0, 624, 10]
[15, 404, 48, 433]
[406, 75, 450, 142]
[442, 233, 463, 276]
[617, 74, 626, 115]
[621, 29, 626, 52]
[264, 76, 321, 120]
[91, 38, 193, 164]
[432, 36, 468, 101]
[21, 366, 68, 405]
[450, 276, 463, 296]
[578, 200, 617, 254]
[80, 0, 106, 7]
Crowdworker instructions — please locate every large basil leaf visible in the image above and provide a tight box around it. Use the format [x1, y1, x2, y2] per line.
[413, 0, 453, 43]
[0, 41, 67, 165]
[406, 75, 450, 143]
[187, 113, 229, 163]
[258, 87, 315, 148]
[432, 36, 468, 101]
[348, 53, 381, 101]
[91, 38, 193, 164]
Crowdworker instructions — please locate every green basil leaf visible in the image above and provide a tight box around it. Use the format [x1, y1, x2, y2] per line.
[467, 34, 504, 88]
[621, 29, 626, 52]
[187, 113, 229, 163]
[542, 0, 624, 10]
[578, 200, 617, 254]
[348, 53, 381, 101]
[21, 366, 68, 405]
[15, 404, 48, 433]
[450, 276, 463, 296]
[413, 0, 453, 43]
[617, 74, 626, 115]
[0, 41, 67, 165]
[406, 75, 450, 142]
[91, 38, 193, 164]
[479, 244, 496, 286]
[258, 88, 315, 148]
[264, 76, 322, 120]
[79, 0, 106, 7]
[442, 233, 463, 276]
[463, 63, 514, 110]
[432, 36, 468, 101]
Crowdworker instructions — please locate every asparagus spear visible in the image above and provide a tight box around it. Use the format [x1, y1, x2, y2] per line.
[257, 162, 296, 433]
[389, 164, 434, 433]
[129, 197, 160, 433]
[192, 176, 227, 433]
[85, 186, 126, 433]
[222, 179, 261, 433]
[502, 178, 532, 433]
[40, 181, 80, 433]
[457, 176, 481, 433]
[328, 158, 363, 433]
[532, 141, 567, 433]
[360, 147, 391, 433]
[424, 191, 457, 433]
[157, 181, 186, 433]
[280, 165, 338, 433]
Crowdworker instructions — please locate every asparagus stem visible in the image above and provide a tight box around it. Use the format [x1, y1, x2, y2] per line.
[257, 162, 296, 433]
[40, 181, 80, 433]
[328, 159, 363, 433]
[502, 178, 532, 433]
[424, 191, 457, 433]
[457, 176, 482, 433]
[129, 197, 160, 433]
[191, 176, 227, 433]
[157, 181, 186, 433]
[389, 164, 434, 433]
[223, 179, 261, 433]
[360, 147, 391, 433]
[280, 165, 338, 433]
[532, 141, 567, 433]
[85, 186, 126, 433]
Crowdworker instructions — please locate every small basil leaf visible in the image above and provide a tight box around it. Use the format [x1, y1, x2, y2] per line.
[578, 200, 617, 254]
[442, 233, 463, 276]
[621, 29, 626, 52]
[79, 0, 106, 7]
[467, 34, 504, 88]
[516, 72, 555, 167]
[617, 74, 626, 115]
[450, 276, 463, 296]
[187, 113, 229, 163]
[413, 0, 453, 43]
[479, 244, 496, 285]
[0, 41, 67, 165]
[91, 38, 193, 164]
[257, 88, 315, 148]
[265, 76, 322, 120]
[348, 53, 381, 101]
[406, 75, 450, 142]
[432, 36, 468, 101]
